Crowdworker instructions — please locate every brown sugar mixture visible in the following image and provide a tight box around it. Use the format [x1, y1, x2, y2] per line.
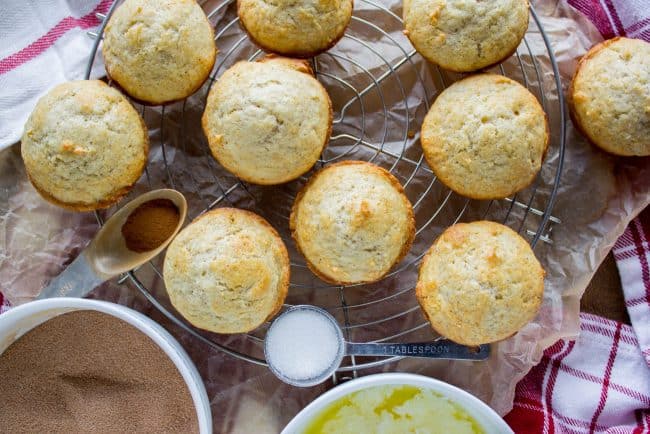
[121, 198, 180, 252]
[0, 310, 199, 433]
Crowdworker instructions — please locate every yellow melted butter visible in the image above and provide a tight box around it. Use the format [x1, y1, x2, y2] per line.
[302, 385, 485, 434]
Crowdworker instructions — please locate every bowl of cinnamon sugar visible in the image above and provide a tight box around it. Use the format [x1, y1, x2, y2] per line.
[0, 297, 212, 433]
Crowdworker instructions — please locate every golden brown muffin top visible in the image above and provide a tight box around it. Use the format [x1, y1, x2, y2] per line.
[103, 0, 216, 105]
[569, 37, 650, 156]
[238, 0, 353, 57]
[416, 221, 545, 345]
[202, 57, 332, 185]
[421, 74, 548, 199]
[403, 0, 529, 71]
[290, 161, 415, 285]
[21, 80, 148, 211]
[163, 208, 289, 334]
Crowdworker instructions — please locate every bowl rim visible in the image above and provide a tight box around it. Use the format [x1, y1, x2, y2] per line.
[0, 298, 212, 434]
[281, 372, 513, 434]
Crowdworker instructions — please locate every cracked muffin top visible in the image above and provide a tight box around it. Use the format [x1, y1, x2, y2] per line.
[421, 73, 548, 200]
[416, 221, 545, 345]
[102, 0, 216, 105]
[290, 161, 415, 285]
[21, 80, 148, 211]
[202, 56, 332, 185]
[403, 0, 529, 72]
[238, 0, 353, 57]
[569, 37, 650, 156]
[163, 208, 289, 334]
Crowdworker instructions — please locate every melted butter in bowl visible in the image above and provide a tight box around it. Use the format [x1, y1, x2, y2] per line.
[283, 374, 512, 434]
[303, 385, 485, 434]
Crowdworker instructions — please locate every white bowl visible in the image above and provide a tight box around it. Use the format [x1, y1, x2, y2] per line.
[0, 298, 212, 434]
[282, 373, 512, 434]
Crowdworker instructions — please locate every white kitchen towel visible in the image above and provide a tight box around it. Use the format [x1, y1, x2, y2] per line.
[0, 0, 112, 149]
[612, 207, 650, 367]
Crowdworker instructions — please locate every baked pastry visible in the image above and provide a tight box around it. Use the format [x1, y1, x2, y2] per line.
[568, 37, 650, 156]
[163, 208, 289, 334]
[202, 56, 332, 185]
[21, 80, 149, 211]
[403, 0, 529, 72]
[103, 0, 217, 105]
[237, 0, 353, 57]
[421, 74, 548, 199]
[416, 221, 544, 345]
[290, 161, 415, 285]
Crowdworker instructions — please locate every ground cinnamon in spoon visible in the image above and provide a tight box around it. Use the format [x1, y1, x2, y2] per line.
[121, 198, 180, 252]
[0, 310, 198, 433]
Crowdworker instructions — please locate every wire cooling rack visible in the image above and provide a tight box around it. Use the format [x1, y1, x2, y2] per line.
[86, 0, 565, 380]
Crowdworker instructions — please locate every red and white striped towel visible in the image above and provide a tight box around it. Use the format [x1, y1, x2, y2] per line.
[507, 208, 650, 433]
[0, 0, 112, 148]
[506, 313, 650, 433]
[567, 0, 650, 41]
[0, 292, 10, 315]
[614, 210, 650, 367]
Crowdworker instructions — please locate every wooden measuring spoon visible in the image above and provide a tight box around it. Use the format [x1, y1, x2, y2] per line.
[37, 189, 187, 299]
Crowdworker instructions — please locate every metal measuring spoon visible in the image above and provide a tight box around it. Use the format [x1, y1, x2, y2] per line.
[264, 305, 490, 387]
[37, 189, 187, 300]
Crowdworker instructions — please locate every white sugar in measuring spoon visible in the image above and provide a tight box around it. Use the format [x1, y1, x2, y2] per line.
[264, 305, 490, 387]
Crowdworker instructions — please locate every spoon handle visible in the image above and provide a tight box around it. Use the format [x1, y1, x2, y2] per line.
[346, 340, 490, 360]
[37, 251, 108, 300]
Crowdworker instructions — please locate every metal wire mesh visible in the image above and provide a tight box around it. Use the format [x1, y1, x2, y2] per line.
[86, 0, 565, 378]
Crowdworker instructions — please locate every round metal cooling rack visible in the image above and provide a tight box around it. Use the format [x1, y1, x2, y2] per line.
[86, 0, 565, 379]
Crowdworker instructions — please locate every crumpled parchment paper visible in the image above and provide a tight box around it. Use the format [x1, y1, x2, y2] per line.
[1, 0, 649, 430]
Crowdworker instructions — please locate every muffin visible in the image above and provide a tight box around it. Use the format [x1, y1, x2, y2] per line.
[416, 221, 544, 345]
[103, 0, 217, 105]
[568, 37, 650, 156]
[163, 208, 290, 334]
[290, 161, 415, 285]
[202, 56, 332, 185]
[421, 74, 548, 199]
[21, 80, 149, 211]
[403, 0, 529, 72]
[237, 0, 353, 57]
